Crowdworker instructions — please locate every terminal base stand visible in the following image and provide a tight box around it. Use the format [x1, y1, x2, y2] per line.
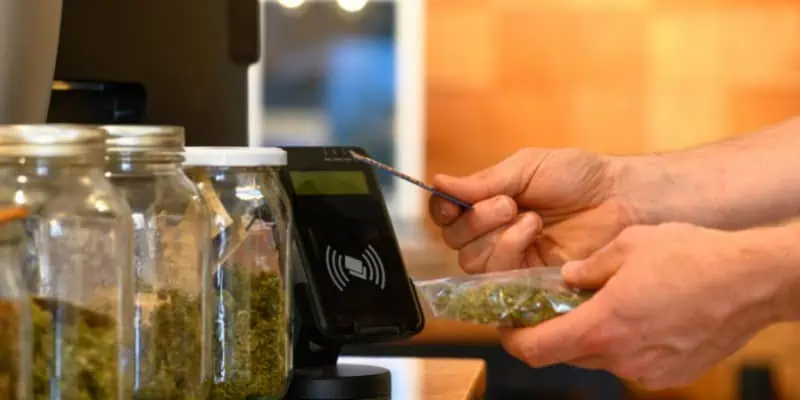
[284, 283, 391, 400]
[286, 364, 390, 400]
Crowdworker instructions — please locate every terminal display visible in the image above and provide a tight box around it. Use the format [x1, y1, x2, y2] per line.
[290, 171, 369, 196]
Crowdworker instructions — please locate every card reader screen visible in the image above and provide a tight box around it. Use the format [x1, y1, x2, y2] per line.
[290, 171, 369, 195]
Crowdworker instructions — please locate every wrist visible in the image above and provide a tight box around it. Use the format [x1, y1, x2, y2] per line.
[730, 221, 800, 323]
[608, 152, 734, 228]
[606, 154, 677, 226]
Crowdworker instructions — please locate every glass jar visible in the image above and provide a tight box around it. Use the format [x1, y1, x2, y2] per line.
[101, 125, 212, 400]
[0, 124, 135, 399]
[0, 207, 32, 400]
[183, 147, 293, 400]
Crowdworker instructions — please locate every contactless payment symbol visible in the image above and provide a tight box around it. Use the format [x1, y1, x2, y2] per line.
[325, 245, 386, 291]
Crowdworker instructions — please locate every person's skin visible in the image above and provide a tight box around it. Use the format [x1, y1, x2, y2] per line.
[504, 221, 800, 389]
[428, 117, 800, 389]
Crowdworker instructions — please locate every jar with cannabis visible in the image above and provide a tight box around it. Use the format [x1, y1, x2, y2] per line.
[0, 207, 32, 400]
[102, 125, 212, 400]
[0, 124, 135, 399]
[183, 147, 293, 400]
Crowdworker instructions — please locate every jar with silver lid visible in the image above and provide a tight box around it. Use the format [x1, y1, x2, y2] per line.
[0, 207, 32, 400]
[183, 147, 293, 400]
[0, 124, 135, 399]
[101, 125, 212, 399]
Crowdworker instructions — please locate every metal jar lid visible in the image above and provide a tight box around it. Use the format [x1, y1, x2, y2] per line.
[0, 124, 107, 158]
[101, 125, 185, 153]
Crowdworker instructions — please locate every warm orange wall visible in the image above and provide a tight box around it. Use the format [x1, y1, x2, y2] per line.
[423, 1, 800, 399]
[424, 0, 800, 180]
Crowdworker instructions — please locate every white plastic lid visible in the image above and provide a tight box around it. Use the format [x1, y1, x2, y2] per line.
[183, 146, 287, 167]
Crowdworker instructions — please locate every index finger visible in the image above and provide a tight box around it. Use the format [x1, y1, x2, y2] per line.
[429, 151, 539, 226]
[499, 294, 607, 368]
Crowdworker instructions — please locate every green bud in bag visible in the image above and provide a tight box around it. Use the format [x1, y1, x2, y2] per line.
[415, 267, 594, 328]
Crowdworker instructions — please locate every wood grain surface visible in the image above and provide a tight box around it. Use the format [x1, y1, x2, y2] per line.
[420, 358, 487, 400]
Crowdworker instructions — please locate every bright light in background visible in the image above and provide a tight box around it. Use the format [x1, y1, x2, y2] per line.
[277, 0, 304, 9]
[337, 0, 368, 13]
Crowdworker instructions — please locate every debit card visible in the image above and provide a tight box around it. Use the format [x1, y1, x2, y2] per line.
[348, 150, 473, 209]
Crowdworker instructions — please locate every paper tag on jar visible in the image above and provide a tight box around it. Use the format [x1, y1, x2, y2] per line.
[189, 170, 235, 239]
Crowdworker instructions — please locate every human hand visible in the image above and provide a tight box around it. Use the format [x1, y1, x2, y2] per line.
[429, 148, 637, 273]
[499, 222, 786, 389]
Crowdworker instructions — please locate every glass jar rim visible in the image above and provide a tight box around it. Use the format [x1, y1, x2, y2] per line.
[183, 146, 287, 167]
[0, 124, 107, 158]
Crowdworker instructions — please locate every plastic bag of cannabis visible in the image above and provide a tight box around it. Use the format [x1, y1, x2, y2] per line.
[414, 267, 594, 328]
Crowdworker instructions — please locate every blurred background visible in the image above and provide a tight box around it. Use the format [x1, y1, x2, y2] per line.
[252, 0, 800, 399]
[253, 0, 427, 246]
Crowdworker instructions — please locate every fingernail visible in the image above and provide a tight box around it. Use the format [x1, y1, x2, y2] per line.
[440, 203, 458, 219]
[520, 213, 541, 235]
[494, 197, 514, 219]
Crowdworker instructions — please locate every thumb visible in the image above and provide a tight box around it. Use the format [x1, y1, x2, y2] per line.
[433, 173, 492, 203]
[561, 241, 626, 289]
[433, 151, 536, 203]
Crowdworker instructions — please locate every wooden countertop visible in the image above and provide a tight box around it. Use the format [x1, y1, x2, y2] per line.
[338, 356, 486, 400]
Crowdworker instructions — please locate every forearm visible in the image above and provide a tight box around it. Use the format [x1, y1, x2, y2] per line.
[613, 117, 800, 230]
[731, 218, 800, 323]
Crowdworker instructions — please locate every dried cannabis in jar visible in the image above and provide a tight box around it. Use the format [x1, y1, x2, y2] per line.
[210, 265, 287, 400]
[417, 267, 594, 328]
[31, 297, 119, 400]
[0, 301, 23, 399]
[133, 289, 207, 400]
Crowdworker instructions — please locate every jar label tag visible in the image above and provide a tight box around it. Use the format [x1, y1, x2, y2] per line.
[190, 170, 234, 239]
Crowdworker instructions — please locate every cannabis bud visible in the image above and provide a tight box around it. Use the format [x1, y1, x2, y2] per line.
[30, 297, 119, 399]
[416, 267, 594, 328]
[210, 265, 288, 399]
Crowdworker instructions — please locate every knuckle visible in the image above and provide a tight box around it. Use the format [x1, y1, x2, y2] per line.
[615, 230, 634, 245]
[503, 334, 547, 368]
[615, 359, 681, 390]
[560, 148, 589, 161]
[579, 313, 633, 355]
[477, 197, 516, 224]
[616, 226, 648, 246]
[621, 225, 645, 237]
[581, 330, 614, 354]
[519, 340, 545, 367]
[514, 148, 539, 160]
[581, 326, 628, 358]
[609, 360, 640, 380]
[638, 376, 682, 391]
[609, 236, 631, 253]
[440, 228, 462, 249]
[458, 249, 486, 274]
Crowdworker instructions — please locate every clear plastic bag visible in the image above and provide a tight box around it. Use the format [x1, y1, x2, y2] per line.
[414, 267, 594, 328]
